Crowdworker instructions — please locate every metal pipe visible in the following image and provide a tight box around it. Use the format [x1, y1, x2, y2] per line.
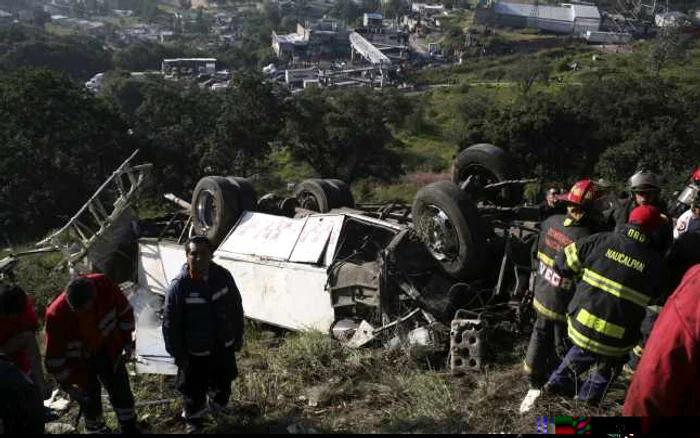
[163, 193, 191, 210]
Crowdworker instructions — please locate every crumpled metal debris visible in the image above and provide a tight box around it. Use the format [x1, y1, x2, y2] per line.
[44, 389, 70, 411]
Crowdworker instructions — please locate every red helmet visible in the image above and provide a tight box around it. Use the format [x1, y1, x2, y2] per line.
[691, 167, 700, 185]
[559, 179, 598, 207]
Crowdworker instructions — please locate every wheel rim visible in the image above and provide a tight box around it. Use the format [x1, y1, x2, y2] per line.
[416, 204, 460, 262]
[297, 190, 321, 211]
[459, 164, 508, 204]
[196, 190, 217, 231]
[459, 164, 500, 188]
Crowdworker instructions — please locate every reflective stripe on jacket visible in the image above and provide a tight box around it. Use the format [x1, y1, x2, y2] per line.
[556, 224, 662, 357]
[44, 274, 134, 389]
[532, 214, 593, 321]
[163, 262, 244, 360]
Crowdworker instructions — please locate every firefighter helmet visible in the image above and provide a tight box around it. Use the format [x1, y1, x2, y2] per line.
[629, 170, 661, 193]
[559, 179, 598, 207]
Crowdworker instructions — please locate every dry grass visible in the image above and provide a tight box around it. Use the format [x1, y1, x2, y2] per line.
[117, 330, 625, 434]
[13, 252, 626, 434]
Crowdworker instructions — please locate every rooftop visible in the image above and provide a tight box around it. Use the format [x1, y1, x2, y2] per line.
[494, 1, 600, 21]
[275, 32, 309, 45]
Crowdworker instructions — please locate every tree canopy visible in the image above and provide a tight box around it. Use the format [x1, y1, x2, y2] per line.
[284, 88, 410, 182]
[0, 69, 134, 238]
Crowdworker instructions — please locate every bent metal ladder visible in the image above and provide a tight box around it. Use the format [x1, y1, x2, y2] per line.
[36, 149, 153, 276]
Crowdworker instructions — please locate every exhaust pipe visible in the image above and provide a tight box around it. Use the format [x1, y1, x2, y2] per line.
[164, 193, 191, 211]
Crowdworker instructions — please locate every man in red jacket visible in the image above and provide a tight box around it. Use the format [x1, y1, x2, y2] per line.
[44, 274, 140, 434]
[623, 263, 700, 416]
[0, 283, 49, 400]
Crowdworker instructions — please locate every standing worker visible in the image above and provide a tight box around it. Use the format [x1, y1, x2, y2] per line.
[44, 274, 140, 434]
[613, 170, 672, 251]
[163, 236, 244, 434]
[520, 180, 600, 413]
[543, 205, 664, 405]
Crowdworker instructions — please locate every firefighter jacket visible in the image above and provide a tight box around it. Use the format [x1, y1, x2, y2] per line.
[613, 198, 672, 252]
[44, 274, 135, 390]
[623, 264, 700, 416]
[555, 224, 662, 357]
[163, 262, 244, 361]
[532, 214, 594, 321]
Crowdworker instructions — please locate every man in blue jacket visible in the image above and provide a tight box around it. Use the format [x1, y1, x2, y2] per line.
[163, 235, 244, 433]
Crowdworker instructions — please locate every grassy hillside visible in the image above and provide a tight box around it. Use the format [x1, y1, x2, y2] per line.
[10, 228, 625, 434]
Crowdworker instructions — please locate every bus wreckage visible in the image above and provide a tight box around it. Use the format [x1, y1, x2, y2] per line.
[2, 144, 544, 376]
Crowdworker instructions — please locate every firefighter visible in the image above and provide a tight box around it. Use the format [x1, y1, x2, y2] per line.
[626, 188, 700, 373]
[608, 170, 672, 376]
[622, 264, 700, 417]
[613, 170, 667, 224]
[0, 283, 49, 401]
[44, 274, 140, 434]
[543, 205, 664, 405]
[673, 167, 700, 238]
[519, 180, 600, 413]
[163, 235, 244, 434]
[613, 170, 672, 251]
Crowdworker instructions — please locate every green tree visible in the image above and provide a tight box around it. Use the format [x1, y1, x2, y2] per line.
[284, 88, 406, 182]
[328, 0, 361, 23]
[113, 42, 184, 72]
[511, 58, 549, 94]
[648, 25, 691, 77]
[262, 0, 281, 27]
[0, 69, 134, 238]
[194, 6, 210, 34]
[0, 25, 113, 80]
[31, 7, 51, 28]
[200, 72, 285, 176]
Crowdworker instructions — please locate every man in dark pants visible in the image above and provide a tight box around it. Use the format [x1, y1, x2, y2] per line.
[163, 236, 244, 433]
[520, 180, 600, 413]
[44, 274, 139, 434]
[543, 205, 664, 405]
[0, 352, 44, 434]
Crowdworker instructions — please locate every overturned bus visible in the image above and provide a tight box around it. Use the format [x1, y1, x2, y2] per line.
[4, 144, 543, 376]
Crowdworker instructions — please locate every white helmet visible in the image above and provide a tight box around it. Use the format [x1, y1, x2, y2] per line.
[628, 170, 661, 193]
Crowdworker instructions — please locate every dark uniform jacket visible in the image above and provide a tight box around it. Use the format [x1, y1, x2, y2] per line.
[613, 198, 672, 252]
[163, 262, 244, 361]
[0, 353, 44, 434]
[532, 214, 594, 321]
[661, 230, 700, 299]
[556, 224, 662, 357]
